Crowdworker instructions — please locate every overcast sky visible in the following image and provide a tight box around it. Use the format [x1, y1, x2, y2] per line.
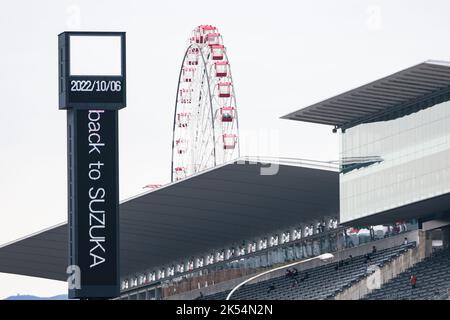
[1, 0, 450, 299]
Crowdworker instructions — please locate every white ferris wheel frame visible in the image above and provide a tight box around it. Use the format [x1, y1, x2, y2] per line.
[171, 26, 240, 182]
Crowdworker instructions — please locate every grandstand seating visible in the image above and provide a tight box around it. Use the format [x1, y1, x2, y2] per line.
[201, 243, 415, 300]
[364, 247, 450, 300]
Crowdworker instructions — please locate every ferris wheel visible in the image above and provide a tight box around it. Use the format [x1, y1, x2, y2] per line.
[171, 25, 240, 182]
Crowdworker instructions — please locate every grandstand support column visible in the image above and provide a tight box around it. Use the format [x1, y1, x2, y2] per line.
[336, 231, 344, 251]
[267, 250, 273, 266]
[418, 229, 429, 259]
[442, 225, 450, 249]
[155, 287, 162, 300]
[312, 220, 319, 234]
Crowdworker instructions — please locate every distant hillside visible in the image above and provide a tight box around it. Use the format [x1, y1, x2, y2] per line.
[4, 294, 68, 300]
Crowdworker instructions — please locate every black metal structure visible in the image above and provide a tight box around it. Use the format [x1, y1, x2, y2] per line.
[58, 31, 126, 299]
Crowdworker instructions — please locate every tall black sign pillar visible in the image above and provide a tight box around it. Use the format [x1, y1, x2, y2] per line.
[58, 32, 126, 299]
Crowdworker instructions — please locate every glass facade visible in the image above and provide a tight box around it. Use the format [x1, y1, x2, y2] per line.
[340, 100, 450, 223]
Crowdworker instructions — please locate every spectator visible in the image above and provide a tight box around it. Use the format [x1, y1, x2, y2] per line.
[344, 255, 353, 266]
[291, 275, 299, 287]
[285, 269, 293, 279]
[364, 253, 372, 264]
[292, 268, 298, 276]
[372, 245, 377, 254]
[346, 230, 355, 248]
[267, 284, 275, 294]
[404, 237, 408, 245]
[410, 275, 417, 289]
[320, 220, 326, 233]
[369, 227, 375, 241]
[344, 229, 353, 248]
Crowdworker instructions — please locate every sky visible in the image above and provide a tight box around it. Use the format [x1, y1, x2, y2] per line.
[1, 0, 450, 299]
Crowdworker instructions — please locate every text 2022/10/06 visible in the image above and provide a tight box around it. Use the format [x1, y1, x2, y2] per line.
[70, 80, 122, 92]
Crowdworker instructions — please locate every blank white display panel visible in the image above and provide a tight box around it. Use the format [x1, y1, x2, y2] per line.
[69, 35, 122, 76]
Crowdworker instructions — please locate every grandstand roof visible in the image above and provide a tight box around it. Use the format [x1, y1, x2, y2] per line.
[0, 159, 339, 281]
[281, 60, 450, 131]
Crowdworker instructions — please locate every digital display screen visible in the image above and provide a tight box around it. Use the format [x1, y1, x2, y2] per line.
[69, 35, 122, 76]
